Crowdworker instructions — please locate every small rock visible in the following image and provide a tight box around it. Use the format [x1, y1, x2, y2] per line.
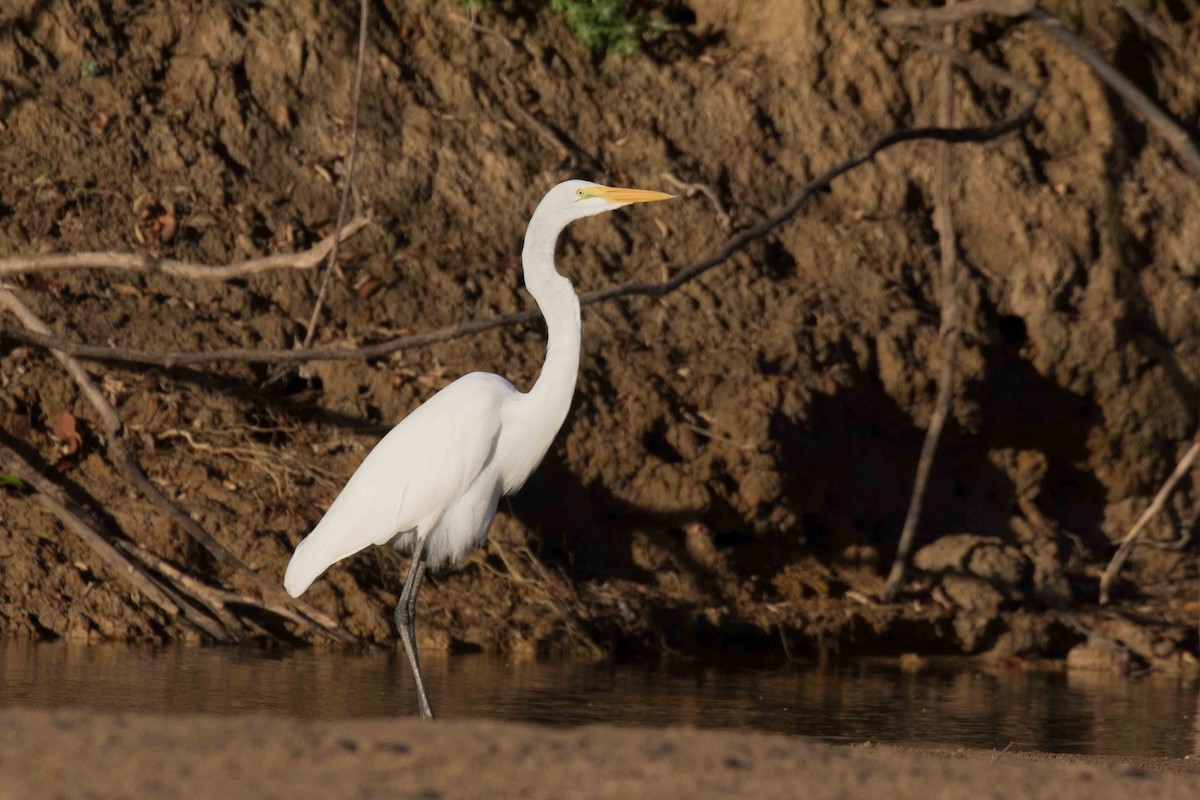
[1066, 639, 1133, 674]
[954, 613, 1001, 654]
[1021, 536, 1073, 607]
[966, 543, 1030, 588]
[941, 574, 1005, 616]
[1097, 616, 1158, 662]
[913, 534, 1031, 589]
[985, 612, 1077, 660]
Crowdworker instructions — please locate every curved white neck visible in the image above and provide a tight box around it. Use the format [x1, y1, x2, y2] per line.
[500, 208, 582, 492]
[522, 222, 582, 400]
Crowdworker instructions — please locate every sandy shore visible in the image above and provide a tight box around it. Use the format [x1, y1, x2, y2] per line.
[1, 708, 1198, 800]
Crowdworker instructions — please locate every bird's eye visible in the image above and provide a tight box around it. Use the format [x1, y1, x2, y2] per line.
[576, 188, 585, 198]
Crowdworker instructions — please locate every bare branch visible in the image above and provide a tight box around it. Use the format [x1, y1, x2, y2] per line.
[883, 0, 962, 602]
[0, 292, 121, 433]
[0, 108, 1035, 369]
[496, 73, 604, 173]
[0, 217, 370, 280]
[117, 538, 324, 633]
[0, 288, 354, 644]
[0, 443, 231, 642]
[298, 0, 371, 352]
[449, 5, 518, 56]
[1031, 10, 1200, 183]
[660, 171, 733, 231]
[877, 0, 1035, 28]
[894, 30, 1038, 98]
[1099, 0, 1186, 57]
[1100, 434, 1200, 604]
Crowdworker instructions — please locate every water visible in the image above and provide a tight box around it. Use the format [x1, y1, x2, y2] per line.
[1, 641, 1197, 758]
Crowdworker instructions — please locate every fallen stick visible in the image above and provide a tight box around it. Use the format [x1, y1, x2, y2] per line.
[296, 0, 371, 353]
[883, 0, 962, 602]
[893, 30, 1037, 98]
[1030, 10, 1200, 183]
[660, 171, 732, 231]
[0, 216, 369, 280]
[1098, 0, 1185, 58]
[0, 289, 354, 644]
[0, 106, 1035, 369]
[877, 0, 1035, 28]
[117, 539, 327, 633]
[879, 5, 1200, 182]
[0, 443, 231, 642]
[1099, 433, 1200, 604]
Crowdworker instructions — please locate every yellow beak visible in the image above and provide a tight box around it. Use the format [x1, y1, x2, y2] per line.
[592, 186, 674, 204]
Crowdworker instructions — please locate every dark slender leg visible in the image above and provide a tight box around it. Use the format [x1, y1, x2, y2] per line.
[394, 536, 434, 721]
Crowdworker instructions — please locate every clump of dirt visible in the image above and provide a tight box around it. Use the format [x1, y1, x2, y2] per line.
[1, 0, 1198, 667]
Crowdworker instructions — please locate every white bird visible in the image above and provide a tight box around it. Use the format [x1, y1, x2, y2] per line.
[284, 180, 672, 720]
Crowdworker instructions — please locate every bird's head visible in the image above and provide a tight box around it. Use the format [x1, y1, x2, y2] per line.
[537, 179, 673, 226]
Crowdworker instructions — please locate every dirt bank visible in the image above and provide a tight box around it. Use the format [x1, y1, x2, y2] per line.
[1, 0, 1198, 660]
[1, 708, 1198, 800]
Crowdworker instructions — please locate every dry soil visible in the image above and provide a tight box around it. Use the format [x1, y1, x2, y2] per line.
[0, 0, 1198, 662]
[3, 707, 1200, 800]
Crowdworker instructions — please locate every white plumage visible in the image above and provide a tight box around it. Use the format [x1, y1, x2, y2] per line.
[283, 372, 514, 596]
[282, 179, 672, 720]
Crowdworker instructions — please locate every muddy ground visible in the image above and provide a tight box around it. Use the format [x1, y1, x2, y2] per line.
[3, 708, 1200, 800]
[1, 0, 1199, 665]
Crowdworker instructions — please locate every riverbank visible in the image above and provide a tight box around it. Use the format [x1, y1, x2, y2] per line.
[3, 0, 1199, 661]
[1, 708, 1198, 799]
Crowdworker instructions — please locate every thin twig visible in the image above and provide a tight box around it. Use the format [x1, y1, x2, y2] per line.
[0, 217, 369, 279]
[116, 539, 245, 636]
[894, 30, 1038, 98]
[1031, 10, 1200, 183]
[0, 108, 1035, 369]
[883, 0, 961, 601]
[117, 538, 324, 632]
[449, 8, 517, 56]
[496, 73, 604, 173]
[296, 0, 370, 354]
[877, 0, 1035, 27]
[1099, 0, 1186, 57]
[660, 171, 732, 231]
[0, 443, 231, 642]
[0, 289, 353, 644]
[1099, 434, 1200, 604]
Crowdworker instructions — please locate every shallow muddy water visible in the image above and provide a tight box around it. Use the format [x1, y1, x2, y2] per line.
[1, 641, 1197, 758]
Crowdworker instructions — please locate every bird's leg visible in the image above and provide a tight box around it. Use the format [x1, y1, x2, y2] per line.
[405, 557, 425, 632]
[395, 537, 435, 721]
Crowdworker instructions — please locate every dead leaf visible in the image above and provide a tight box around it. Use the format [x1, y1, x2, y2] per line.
[136, 429, 157, 455]
[355, 276, 383, 299]
[54, 411, 83, 455]
[269, 102, 291, 130]
[158, 212, 177, 243]
[28, 276, 64, 293]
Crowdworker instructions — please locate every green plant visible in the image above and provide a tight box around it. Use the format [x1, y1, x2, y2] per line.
[0, 475, 26, 490]
[455, 0, 665, 57]
[550, 0, 663, 57]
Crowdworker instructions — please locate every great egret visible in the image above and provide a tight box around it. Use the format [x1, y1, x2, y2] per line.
[284, 180, 672, 720]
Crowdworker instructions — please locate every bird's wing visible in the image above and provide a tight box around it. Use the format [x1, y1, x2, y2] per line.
[284, 372, 515, 596]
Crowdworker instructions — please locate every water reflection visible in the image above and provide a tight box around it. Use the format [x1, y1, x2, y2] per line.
[0, 641, 1196, 758]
